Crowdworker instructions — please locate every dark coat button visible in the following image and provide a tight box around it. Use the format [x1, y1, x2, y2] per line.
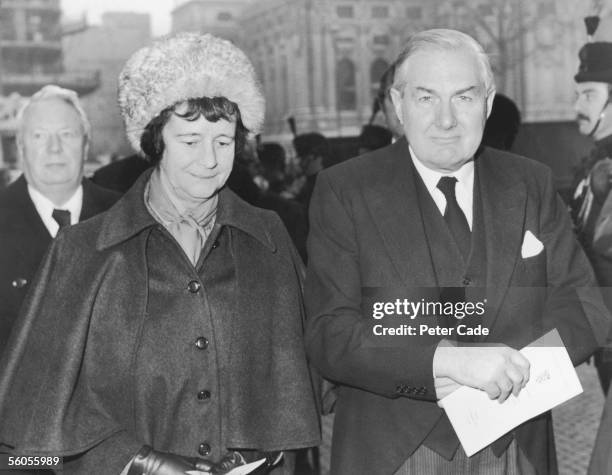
[11, 278, 27, 288]
[197, 389, 211, 400]
[188, 280, 202, 293]
[462, 277, 471, 286]
[195, 337, 209, 350]
[198, 442, 211, 456]
[212, 240, 219, 250]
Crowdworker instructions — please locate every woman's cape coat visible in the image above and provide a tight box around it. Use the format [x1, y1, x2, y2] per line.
[0, 173, 320, 472]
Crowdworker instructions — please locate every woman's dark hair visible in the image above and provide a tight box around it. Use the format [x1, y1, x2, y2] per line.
[140, 96, 249, 165]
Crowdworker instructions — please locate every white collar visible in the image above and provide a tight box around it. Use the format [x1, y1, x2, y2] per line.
[408, 145, 474, 228]
[409, 145, 474, 194]
[27, 183, 83, 237]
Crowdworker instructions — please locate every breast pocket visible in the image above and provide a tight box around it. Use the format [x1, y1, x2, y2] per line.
[513, 250, 547, 285]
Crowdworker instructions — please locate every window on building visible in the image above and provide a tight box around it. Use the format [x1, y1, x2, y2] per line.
[538, 2, 555, 16]
[477, 4, 493, 16]
[217, 11, 233, 21]
[336, 37, 355, 48]
[372, 6, 389, 18]
[268, 64, 276, 115]
[26, 14, 42, 41]
[0, 10, 16, 40]
[406, 6, 423, 20]
[370, 58, 390, 100]
[336, 58, 356, 111]
[337, 5, 354, 18]
[373, 35, 390, 46]
[281, 56, 289, 113]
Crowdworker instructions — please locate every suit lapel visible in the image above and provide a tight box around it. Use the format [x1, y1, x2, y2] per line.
[477, 149, 527, 331]
[7, 176, 53, 268]
[364, 138, 437, 287]
[11, 176, 52, 237]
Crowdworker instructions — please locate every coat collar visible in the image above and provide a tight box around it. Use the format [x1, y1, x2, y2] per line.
[96, 168, 276, 252]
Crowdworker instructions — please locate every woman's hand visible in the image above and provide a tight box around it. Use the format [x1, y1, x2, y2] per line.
[127, 446, 214, 475]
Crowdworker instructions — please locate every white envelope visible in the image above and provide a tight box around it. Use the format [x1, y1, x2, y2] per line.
[441, 329, 583, 456]
[521, 230, 544, 258]
[187, 457, 273, 475]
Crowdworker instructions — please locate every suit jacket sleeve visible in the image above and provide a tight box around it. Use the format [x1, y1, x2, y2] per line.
[539, 167, 610, 362]
[304, 172, 437, 400]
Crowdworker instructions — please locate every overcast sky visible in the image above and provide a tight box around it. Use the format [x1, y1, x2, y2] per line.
[61, 0, 176, 36]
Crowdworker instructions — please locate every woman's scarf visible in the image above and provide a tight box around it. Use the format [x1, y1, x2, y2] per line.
[145, 167, 217, 265]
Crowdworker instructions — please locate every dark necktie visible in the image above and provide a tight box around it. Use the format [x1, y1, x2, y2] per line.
[436, 176, 471, 259]
[52, 209, 72, 229]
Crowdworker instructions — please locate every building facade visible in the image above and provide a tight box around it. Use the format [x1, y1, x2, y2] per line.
[62, 12, 151, 165]
[171, 0, 592, 143]
[171, 0, 253, 44]
[0, 0, 99, 171]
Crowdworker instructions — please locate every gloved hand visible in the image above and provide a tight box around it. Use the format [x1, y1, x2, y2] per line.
[210, 451, 282, 475]
[210, 451, 246, 474]
[127, 445, 214, 475]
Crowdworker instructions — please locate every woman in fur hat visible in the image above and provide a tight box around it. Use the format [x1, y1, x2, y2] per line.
[0, 33, 320, 475]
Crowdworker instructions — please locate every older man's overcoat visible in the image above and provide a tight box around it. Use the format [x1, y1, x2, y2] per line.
[304, 137, 609, 475]
[0, 175, 119, 355]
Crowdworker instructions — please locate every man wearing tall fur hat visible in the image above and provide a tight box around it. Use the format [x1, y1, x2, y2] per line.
[0, 33, 320, 475]
[569, 15, 612, 394]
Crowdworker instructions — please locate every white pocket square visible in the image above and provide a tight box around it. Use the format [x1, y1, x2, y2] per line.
[521, 230, 544, 258]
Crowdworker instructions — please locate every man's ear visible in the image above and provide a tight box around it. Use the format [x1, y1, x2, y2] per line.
[486, 90, 496, 119]
[15, 135, 25, 172]
[79, 139, 90, 179]
[604, 85, 612, 112]
[389, 87, 404, 125]
[83, 139, 90, 162]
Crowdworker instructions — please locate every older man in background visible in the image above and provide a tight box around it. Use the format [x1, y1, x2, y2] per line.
[0, 85, 118, 356]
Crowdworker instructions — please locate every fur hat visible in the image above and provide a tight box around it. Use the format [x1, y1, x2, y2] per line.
[118, 33, 265, 154]
[575, 42, 612, 84]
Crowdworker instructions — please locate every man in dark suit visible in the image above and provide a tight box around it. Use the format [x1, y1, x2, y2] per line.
[0, 85, 118, 357]
[304, 29, 609, 474]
